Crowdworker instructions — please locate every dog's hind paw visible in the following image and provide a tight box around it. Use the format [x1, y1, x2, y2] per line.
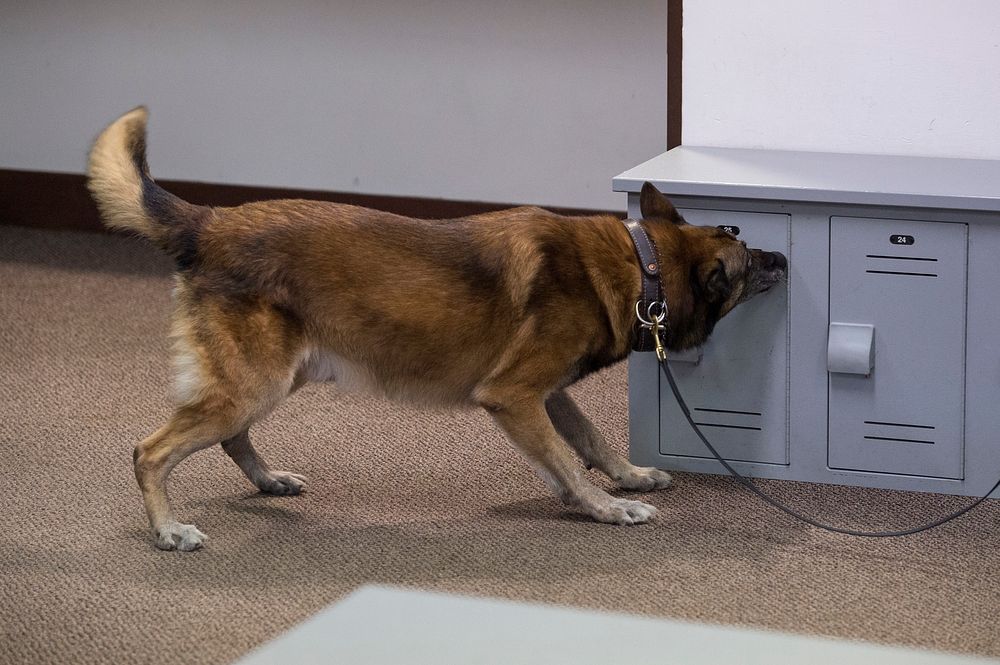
[155, 522, 208, 551]
[256, 470, 308, 496]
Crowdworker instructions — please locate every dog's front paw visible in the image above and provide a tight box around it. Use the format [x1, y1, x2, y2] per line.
[586, 496, 658, 526]
[615, 466, 672, 492]
[256, 470, 308, 496]
[155, 522, 207, 551]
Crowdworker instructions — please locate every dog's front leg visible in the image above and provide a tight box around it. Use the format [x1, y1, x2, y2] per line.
[546, 390, 672, 493]
[484, 394, 657, 526]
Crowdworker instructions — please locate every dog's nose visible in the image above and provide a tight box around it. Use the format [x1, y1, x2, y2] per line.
[766, 251, 788, 271]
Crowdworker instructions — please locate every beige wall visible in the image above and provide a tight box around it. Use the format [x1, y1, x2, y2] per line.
[0, 1, 666, 210]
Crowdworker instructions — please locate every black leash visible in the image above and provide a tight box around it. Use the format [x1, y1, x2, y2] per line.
[658, 355, 1000, 537]
[619, 216, 999, 537]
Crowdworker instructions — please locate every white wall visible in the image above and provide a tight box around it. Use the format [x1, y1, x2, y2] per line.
[683, 0, 1000, 159]
[0, 1, 666, 210]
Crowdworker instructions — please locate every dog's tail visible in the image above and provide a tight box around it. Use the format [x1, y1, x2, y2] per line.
[87, 107, 207, 264]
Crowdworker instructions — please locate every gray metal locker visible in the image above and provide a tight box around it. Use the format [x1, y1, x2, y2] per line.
[659, 209, 790, 464]
[827, 217, 968, 479]
[615, 146, 1000, 499]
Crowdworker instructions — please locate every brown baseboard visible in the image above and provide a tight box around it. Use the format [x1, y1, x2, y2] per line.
[0, 168, 622, 234]
[667, 0, 683, 149]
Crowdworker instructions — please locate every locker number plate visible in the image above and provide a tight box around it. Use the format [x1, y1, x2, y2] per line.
[890, 234, 915, 245]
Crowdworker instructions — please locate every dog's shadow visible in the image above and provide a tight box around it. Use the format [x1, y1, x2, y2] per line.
[487, 489, 678, 524]
[122, 477, 800, 597]
[193, 491, 314, 524]
[488, 496, 592, 523]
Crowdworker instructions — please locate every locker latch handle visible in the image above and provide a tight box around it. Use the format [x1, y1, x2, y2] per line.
[828, 323, 875, 376]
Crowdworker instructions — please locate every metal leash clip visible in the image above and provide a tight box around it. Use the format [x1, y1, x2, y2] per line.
[635, 300, 669, 362]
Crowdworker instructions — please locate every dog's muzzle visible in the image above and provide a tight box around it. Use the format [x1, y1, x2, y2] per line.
[748, 250, 788, 297]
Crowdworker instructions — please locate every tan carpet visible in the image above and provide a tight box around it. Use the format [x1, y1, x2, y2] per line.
[2, 225, 999, 664]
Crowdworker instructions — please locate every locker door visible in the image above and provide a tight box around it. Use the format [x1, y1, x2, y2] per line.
[828, 217, 967, 479]
[658, 209, 790, 464]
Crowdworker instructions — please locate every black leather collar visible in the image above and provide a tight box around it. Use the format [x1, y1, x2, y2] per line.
[621, 219, 665, 353]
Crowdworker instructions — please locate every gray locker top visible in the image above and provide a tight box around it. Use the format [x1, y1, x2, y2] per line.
[613, 146, 1000, 212]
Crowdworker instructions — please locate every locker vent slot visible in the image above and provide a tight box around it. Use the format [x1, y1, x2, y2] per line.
[865, 254, 938, 262]
[697, 407, 762, 416]
[866, 269, 938, 277]
[864, 435, 935, 445]
[693, 407, 762, 432]
[692, 423, 762, 432]
[864, 420, 935, 430]
[863, 420, 936, 445]
[865, 254, 939, 278]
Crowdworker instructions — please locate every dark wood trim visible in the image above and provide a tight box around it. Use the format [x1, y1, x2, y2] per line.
[0, 170, 103, 233]
[0, 169, 622, 234]
[667, 0, 683, 149]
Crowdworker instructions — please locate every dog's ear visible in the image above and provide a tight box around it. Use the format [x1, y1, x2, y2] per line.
[639, 182, 686, 224]
[699, 259, 732, 304]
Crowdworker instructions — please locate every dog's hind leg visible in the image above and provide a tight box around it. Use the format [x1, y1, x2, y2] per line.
[546, 390, 672, 492]
[137, 377, 298, 551]
[134, 402, 248, 551]
[135, 294, 305, 551]
[221, 429, 307, 496]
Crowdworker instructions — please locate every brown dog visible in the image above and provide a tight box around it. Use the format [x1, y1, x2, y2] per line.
[87, 107, 786, 550]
